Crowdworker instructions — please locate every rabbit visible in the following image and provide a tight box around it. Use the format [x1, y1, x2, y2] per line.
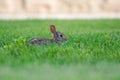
[28, 25, 67, 45]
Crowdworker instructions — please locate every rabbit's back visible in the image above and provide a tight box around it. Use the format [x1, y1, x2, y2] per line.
[29, 38, 53, 45]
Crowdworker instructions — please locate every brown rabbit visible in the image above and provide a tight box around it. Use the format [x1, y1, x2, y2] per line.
[28, 25, 67, 45]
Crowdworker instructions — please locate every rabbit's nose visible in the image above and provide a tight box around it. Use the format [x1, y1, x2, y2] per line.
[64, 37, 67, 41]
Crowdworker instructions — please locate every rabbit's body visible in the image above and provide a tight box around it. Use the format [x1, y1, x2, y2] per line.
[28, 25, 67, 45]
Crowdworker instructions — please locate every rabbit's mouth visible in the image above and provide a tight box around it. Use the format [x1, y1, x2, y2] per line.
[62, 37, 67, 42]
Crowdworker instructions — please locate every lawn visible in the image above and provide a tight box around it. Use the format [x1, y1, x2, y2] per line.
[0, 19, 120, 80]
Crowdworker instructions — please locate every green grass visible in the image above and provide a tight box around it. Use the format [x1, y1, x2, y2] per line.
[0, 19, 120, 80]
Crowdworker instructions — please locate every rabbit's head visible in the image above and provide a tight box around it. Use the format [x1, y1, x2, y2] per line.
[50, 25, 67, 44]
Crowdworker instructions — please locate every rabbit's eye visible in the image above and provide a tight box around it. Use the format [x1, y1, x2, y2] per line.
[60, 35, 63, 37]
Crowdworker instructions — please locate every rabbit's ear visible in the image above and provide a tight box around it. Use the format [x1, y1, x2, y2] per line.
[50, 25, 56, 33]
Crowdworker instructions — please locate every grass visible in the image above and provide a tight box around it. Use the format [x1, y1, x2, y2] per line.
[0, 19, 120, 80]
